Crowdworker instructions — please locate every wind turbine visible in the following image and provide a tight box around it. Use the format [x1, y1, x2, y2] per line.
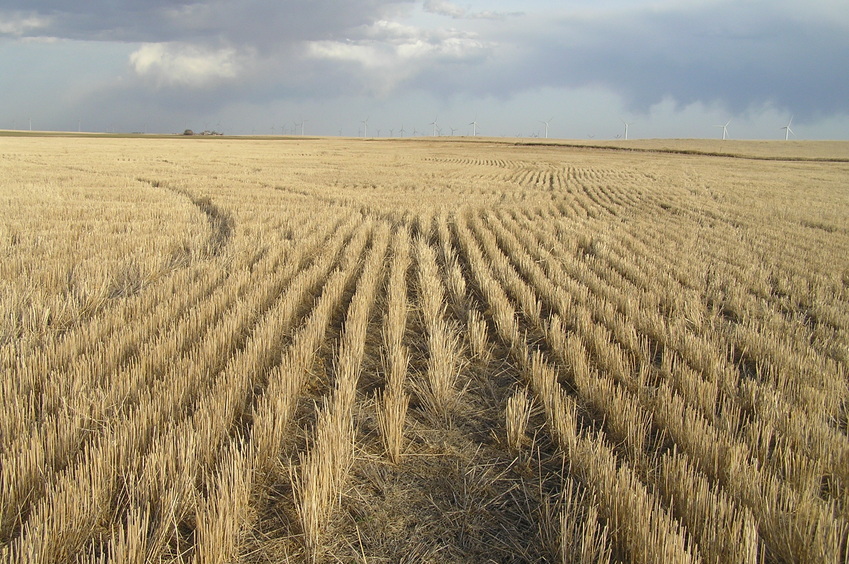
[361, 116, 369, 138]
[430, 116, 439, 137]
[715, 119, 730, 140]
[389, 128, 394, 137]
[540, 117, 553, 139]
[300, 119, 307, 135]
[399, 125, 406, 137]
[469, 118, 478, 137]
[781, 116, 794, 140]
[450, 126, 457, 136]
[621, 119, 632, 141]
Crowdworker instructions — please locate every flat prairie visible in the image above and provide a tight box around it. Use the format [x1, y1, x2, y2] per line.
[532, 137, 849, 160]
[1, 135, 848, 563]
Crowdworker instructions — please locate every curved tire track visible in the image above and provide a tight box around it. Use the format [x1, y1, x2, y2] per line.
[139, 177, 234, 256]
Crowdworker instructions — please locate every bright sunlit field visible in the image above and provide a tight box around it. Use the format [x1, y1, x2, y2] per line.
[2, 134, 848, 563]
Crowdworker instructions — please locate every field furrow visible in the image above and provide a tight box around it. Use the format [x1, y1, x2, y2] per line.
[3, 136, 848, 563]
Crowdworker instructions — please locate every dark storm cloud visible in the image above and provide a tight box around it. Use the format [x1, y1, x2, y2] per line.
[0, 0, 413, 44]
[3, 0, 847, 136]
[460, 3, 849, 119]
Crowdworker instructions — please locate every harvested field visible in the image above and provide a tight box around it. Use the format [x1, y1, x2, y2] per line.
[1, 135, 848, 563]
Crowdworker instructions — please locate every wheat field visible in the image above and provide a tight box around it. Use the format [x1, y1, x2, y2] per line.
[1, 134, 848, 563]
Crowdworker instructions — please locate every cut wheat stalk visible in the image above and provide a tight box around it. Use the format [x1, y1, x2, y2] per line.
[292, 221, 389, 558]
[505, 387, 532, 457]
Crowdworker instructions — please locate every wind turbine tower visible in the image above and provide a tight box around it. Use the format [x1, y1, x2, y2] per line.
[430, 116, 438, 137]
[621, 119, 632, 141]
[361, 117, 369, 138]
[715, 119, 730, 140]
[782, 116, 794, 141]
[540, 117, 553, 139]
[469, 119, 478, 137]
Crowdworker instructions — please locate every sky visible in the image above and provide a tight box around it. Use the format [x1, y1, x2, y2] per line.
[1, 0, 848, 139]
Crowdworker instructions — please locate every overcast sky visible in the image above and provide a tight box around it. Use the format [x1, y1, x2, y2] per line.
[2, 0, 848, 139]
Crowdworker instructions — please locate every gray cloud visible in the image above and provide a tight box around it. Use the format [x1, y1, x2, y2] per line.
[423, 0, 520, 20]
[423, 0, 465, 19]
[0, 1, 414, 44]
[460, 2, 849, 119]
[2, 0, 847, 136]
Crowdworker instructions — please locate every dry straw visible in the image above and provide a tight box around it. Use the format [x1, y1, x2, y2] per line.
[505, 387, 532, 456]
[3, 136, 848, 562]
